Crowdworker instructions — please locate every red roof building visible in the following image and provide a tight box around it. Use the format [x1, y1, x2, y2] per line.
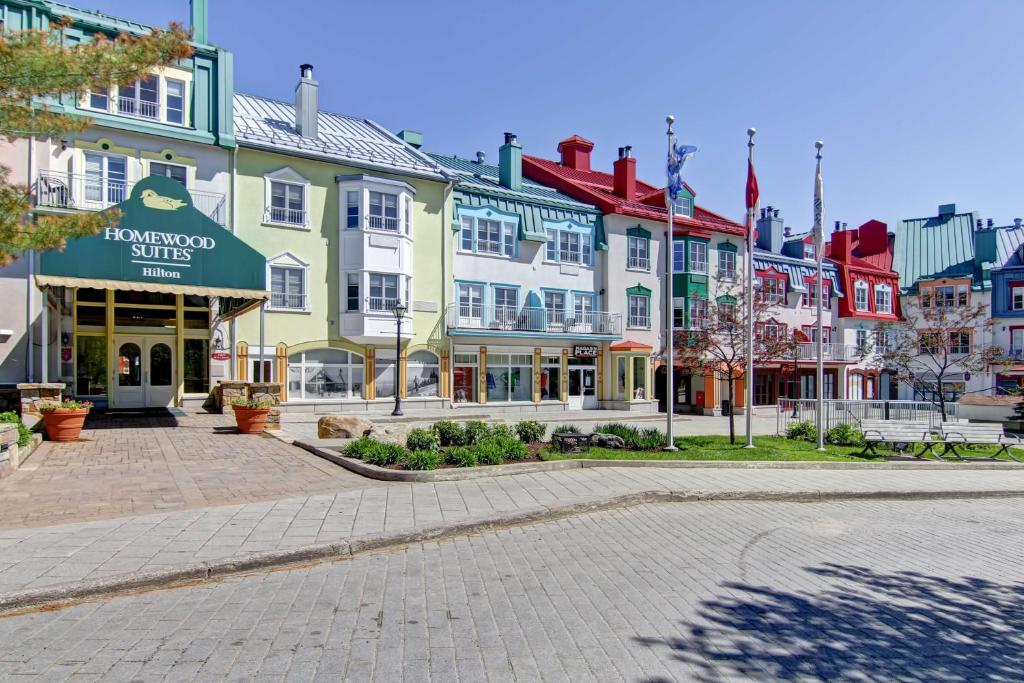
[825, 220, 901, 321]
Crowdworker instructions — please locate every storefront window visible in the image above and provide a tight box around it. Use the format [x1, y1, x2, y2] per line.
[488, 353, 533, 402]
[541, 355, 561, 401]
[76, 336, 107, 396]
[617, 357, 627, 400]
[183, 339, 209, 394]
[287, 349, 364, 400]
[453, 353, 477, 403]
[407, 351, 440, 397]
[632, 357, 647, 400]
[375, 351, 396, 399]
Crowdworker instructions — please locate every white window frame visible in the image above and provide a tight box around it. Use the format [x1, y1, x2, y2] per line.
[368, 190, 400, 232]
[345, 272, 360, 312]
[368, 272, 401, 313]
[874, 285, 892, 314]
[804, 242, 815, 260]
[288, 349, 365, 401]
[673, 196, 692, 217]
[117, 75, 161, 120]
[690, 297, 708, 329]
[628, 295, 650, 329]
[718, 249, 736, 280]
[544, 291, 566, 327]
[82, 151, 128, 208]
[1013, 285, 1024, 311]
[458, 214, 515, 258]
[267, 252, 310, 312]
[689, 241, 708, 274]
[164, 78, 186, 125]
[627, 235, 649, 271]
[149, 161, 188, 187]
[264, 168, 309, 229]
[854, 280, 869, 311]
[543, 221, 593, 266]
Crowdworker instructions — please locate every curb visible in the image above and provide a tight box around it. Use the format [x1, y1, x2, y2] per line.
[292, 440, 1024, 482]
[3, 487, 1024, 615]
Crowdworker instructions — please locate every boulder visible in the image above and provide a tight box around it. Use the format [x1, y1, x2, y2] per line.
[589, 433, 626, 449]
[318, 415, 373, 440]
[367, 423, 412, 446]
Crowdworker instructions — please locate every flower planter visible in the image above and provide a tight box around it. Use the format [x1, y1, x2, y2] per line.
[233, 405, 271, 434]
[42, 407, 90, 442]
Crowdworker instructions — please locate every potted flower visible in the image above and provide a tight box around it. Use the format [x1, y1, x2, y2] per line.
[231, 397, 275, 434]
[39, 399, 93, 442]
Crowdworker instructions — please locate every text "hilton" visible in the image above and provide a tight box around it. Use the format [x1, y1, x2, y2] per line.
[142, 266, 181, 279]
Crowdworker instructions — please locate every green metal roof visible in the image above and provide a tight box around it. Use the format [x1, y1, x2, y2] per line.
[892, 205, 980, 291]
[429, 151, 606, 248]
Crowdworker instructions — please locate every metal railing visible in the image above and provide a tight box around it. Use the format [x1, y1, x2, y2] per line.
[264, 205, 307, 227]
[269, 292, 307, 310]
[1005, 346, 1024, 361]
[792, 343, 861, 362]
[117, 96, 160, 120]
[777, 399, 959, 434]
[35, 171, 227, 225]
[367, 214, 399, 232]
[367, 296, 400, 313]
[627, 314, 650, 329]
[627, 255, 649, 270]
[447, 304, 621, 336]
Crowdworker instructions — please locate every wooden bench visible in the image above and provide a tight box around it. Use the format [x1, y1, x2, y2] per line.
[859, 420, 934, 458]
[937, 423, 1022, 462]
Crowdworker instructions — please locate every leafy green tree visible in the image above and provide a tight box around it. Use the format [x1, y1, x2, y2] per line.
[0, 18, 192, 265]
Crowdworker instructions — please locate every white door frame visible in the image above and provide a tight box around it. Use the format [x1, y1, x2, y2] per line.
[145, 338, 176, 408]
[568, 366, 597, 410]
[113, 336, 145, 408]
[112, 334, 176, 408]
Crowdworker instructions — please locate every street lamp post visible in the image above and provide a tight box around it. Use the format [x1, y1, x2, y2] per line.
[391, 302, 407, 416]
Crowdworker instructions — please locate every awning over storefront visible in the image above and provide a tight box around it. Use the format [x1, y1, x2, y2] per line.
[38, 176, 267, 320]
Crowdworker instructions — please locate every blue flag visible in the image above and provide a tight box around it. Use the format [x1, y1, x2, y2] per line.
[666, 139, 698, 202]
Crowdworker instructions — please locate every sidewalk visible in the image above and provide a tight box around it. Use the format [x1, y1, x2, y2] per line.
[1, 465, 1023, 610]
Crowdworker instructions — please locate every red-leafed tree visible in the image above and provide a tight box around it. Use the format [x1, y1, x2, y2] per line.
[674, 284, 796, 444]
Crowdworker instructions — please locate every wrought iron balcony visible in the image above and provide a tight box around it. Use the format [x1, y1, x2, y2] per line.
[627, 255, 649, 270]
[447, 304, 621, 336]
[268, 292, 307, 310]
[117, 96, 160, 120]
[35, 171, 227, 226]
[264, 205, 307, 227]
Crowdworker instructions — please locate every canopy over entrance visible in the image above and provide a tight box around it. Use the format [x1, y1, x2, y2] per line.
[38, 176, 267, 320]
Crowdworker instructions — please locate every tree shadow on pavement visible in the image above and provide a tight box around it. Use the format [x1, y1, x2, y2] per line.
[635, 563, 1024, 682]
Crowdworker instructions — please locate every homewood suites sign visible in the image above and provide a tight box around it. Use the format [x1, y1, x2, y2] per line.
[40, 176, 265, 292]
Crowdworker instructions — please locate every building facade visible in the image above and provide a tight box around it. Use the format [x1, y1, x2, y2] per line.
[978, 220, 1024, 394]
[825, 219, 902, 400]
[523, 135, 748, 414]
[229, 70, 452, 410]
[0, 0, 242, 408]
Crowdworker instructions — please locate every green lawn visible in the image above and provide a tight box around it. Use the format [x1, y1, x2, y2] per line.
[539, 435, 1015, 462]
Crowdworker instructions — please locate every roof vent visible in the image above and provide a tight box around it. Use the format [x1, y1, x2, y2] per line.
[475, 151, 486, 164]
[784, 226, 792, 237]
[772, 209, 779, 219]
[987, 218, 995, 228]
[1015, 218, 1022, 228]
[976, 219, 983, 229]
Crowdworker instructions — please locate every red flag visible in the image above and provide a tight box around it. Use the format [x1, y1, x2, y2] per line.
[745, 158, 759, 239]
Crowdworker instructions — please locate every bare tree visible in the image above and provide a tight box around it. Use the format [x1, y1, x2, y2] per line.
[674, 283, 795, 444]
[876, 297, 1002, 420]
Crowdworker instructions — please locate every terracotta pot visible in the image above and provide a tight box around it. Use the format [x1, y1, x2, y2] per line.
[233, 405, 271, 434]
[42, 407, 90, 442]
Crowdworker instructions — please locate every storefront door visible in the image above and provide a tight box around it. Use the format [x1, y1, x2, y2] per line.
[113, 336, 175, 408]
[568, 367, 597, 410]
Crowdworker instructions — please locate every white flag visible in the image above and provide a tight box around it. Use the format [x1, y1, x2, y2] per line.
[813, 156, 824, 251]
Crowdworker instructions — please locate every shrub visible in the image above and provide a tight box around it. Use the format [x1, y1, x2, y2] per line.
[515, 420, 546, 444]
[0, 411, 31, 448]
[785, 420, 817, 442]
[472, 439, 505, 466]
[463, 420, 491, 445]
[344, 436, 379, 460]
[632, 427, 667, 450]
[445, 446, 478, 468]
[406, 428, 440, 452]
[551, 423, 581, 435]
[433, 420, 465, 447]
[363, 442, 405, 467]
[489, 423, 517, 440]
[595, 422, 640, 446]
[493, 435, 529, 461]
[39, 399, 93, 412]
[825, 423, 865, 447]
[402, 449, 441, 471]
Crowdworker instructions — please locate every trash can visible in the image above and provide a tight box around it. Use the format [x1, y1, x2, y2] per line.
[721, 399, 732, 416]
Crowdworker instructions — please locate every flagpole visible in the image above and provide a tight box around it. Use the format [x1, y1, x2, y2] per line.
[745, 128, 756, 449]
[814, 141, 826, 451]
[664, 115, 678, 451]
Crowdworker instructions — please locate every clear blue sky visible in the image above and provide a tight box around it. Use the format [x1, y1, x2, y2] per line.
[85, 0, 1024, 233]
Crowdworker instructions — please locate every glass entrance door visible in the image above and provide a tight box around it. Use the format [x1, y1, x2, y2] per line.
[112, 336, 175, 408]
[568, 367, 597, 410]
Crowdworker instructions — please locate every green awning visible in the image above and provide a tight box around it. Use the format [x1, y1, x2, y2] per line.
[39, 176, 267, 319]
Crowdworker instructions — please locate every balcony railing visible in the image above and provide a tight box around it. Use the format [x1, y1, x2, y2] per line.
[117, 96, 160, 120]
[269, 292, 307, 310]
[264, 205, 307, 227]
[367, 296, 401, 313]
[366, 214, 399, 232]
[447, 304, 621, 336]
[35, 171, 227, 226]
[791, 343, 861, 361]
[1005, 346, 1024, 361]
[627, 315, 650, 329]
[627, 255, 649, 270]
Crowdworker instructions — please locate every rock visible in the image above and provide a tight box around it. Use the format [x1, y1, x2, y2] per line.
[366, 424, 412, 446]
[318, 415, 373, 440]
[589, 433, 626, 449]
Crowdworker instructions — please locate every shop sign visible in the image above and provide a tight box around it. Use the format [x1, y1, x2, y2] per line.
[573, 344, 599, 359]
[212, 352, 231, 361]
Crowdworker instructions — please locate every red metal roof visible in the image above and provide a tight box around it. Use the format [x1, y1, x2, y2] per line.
[609, 340, 654, 351]
[522, 153, 745, 237]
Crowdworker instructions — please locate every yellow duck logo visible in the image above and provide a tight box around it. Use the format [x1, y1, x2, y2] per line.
[140, 189, 187, 211]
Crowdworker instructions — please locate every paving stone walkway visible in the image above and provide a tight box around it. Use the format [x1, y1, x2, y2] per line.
[0, 411, 384, 529]
[0, 497, 1021, 681]
[1, 464, 1023, 597]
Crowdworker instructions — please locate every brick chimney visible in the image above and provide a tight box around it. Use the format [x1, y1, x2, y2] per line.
[613, 146, 636, 200]
[557, 135, 594, 172]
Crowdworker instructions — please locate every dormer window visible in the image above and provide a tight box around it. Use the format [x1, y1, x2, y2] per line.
[874, 284, 892, 314]
[854, 280, 869, 311]
[82, 69, 191, 127]
[673, 196, 692, 217]
[1012, 283, 1024, 310]
[757, 272, 787, 304]
[804, 242, 815, 259]
[118, 76, 160, 119]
